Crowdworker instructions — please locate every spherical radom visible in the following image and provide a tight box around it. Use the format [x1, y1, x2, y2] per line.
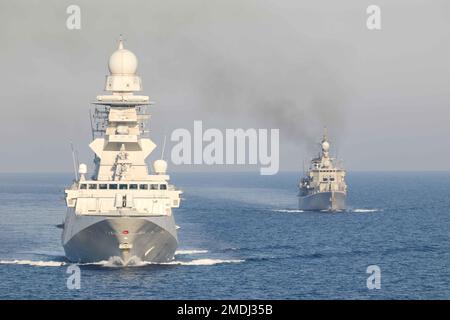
[108, 47, 138, 75]
[321, 141, 330, 151]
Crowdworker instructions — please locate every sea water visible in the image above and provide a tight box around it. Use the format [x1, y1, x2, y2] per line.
[0, 172, 449, 299]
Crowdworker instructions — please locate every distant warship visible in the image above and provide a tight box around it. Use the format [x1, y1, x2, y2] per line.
[61, 37, 182, 265]
[298, 129, 347, 211]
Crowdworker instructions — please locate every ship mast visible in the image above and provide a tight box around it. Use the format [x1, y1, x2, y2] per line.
[321, 127, 330, 159]
[87, 36, 160, 181]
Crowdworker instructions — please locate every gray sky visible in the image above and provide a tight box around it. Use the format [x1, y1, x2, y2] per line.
[0, 0, 449, 173]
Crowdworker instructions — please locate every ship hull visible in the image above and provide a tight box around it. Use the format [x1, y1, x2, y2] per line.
[62, 210, 177, 265]
[298, 191, 346, 212]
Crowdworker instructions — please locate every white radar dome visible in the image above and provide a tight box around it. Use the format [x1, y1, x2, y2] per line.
[153, 160, 168, 174]
[321, 141, 330, 151]
[108, 40, 138, 75]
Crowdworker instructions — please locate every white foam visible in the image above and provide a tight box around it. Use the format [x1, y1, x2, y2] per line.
[80, 261, 111, 266]
[73, 256, 149, 268]
[94, 257, 126, 267]
[160, 258, 244, 266]
[352, 209, 379, 213]
[272, 209, 304, 213]
[0, 259, 66, 267]
[101, 256, 244, 267]
[0, 258, 118, 268]
[0, 256, 243, 268]
[175, 249, 209, 255]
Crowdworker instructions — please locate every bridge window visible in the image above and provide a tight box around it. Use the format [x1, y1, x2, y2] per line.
[99, 184, 107, 190]
[80, 184, 87, 189]
[150, 184, 158, 190]
[89, 184, 97, 190]
[160, 184, 167, 190]
[109, 184, 118, 190]
[139, 184, 148, 190]
[129, 184, 138, 190]
[119, 184, 128, 190]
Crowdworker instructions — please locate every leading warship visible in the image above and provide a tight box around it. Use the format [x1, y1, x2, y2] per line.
[61, 38, 182, 265]
[298, 129, 347, 211]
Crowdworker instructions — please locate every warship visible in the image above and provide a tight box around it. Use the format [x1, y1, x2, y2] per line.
[298, 129, 347, 211]
[61, 37, 182, 265]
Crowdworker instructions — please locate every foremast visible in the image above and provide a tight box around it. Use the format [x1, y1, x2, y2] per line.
[65, 38, 181, 216]
[89, 37, 161, 181]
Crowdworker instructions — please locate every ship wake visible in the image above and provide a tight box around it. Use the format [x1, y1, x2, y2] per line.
[175, 249, 209, 255]
[0, 259, 108, 267]
[271, 208, 382, 214]
[0, 259, 67, 267]
[0, 249, 244, 268]
[271, 209, 304, 213]
[98, 256, 244, 267]
[349, 208, 381, 213]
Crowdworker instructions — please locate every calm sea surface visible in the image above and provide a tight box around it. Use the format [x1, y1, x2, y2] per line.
[0, 172, 449, 299]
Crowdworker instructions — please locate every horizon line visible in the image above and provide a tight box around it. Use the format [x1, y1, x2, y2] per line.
[1, 169, 450, 174]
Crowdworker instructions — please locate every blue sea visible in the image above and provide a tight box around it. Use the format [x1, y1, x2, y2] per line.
[0, 172, 449, 299]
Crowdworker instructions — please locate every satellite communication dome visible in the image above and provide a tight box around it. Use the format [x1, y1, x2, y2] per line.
[108, 40, 138, 75]
[153, 160, 168, 174]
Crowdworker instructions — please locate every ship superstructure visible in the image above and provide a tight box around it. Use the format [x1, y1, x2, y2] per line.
[61, 38, 181, 265]
[298, 129, 347, 211]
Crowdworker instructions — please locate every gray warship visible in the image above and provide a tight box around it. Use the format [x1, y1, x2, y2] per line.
[61, 38, 182, 265]
[298, 129, 347, 211]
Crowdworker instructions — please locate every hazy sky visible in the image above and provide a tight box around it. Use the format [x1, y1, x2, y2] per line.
[0, 0, 449, 173]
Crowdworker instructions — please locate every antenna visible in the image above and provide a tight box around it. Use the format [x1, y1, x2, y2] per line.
[161, 134, 167, 160]
[75, 149, 80, 169]
[89, 109, 94, 140]
[70, 142, 79, 181]
[118, 34, 124, 49]
[323, 126, 328, 141]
